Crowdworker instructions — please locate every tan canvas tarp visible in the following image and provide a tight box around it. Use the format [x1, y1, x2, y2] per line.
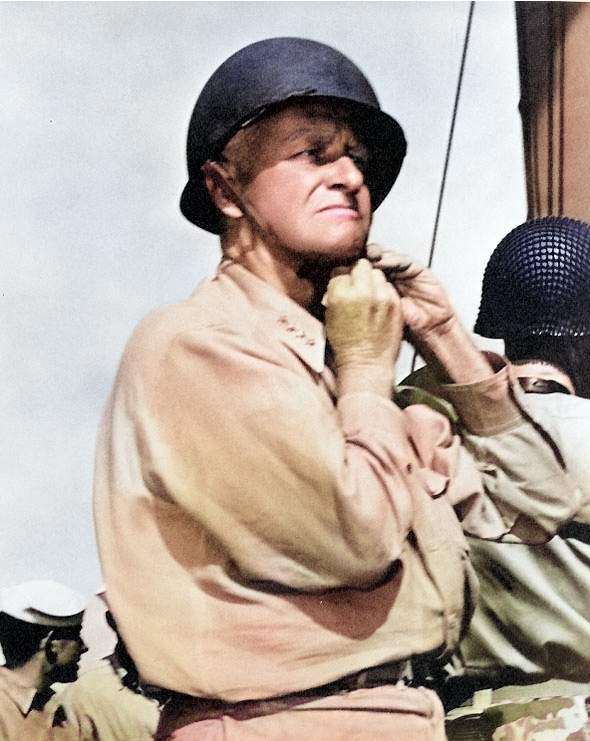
[516, 1, 590, 221]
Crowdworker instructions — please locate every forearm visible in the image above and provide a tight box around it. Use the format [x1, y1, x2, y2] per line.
[335, 360, 396, 398]
[401, 356, 587, 541]
[442, 363, 586, 539]
[413, 317, 493, 385]
[461, 421, 585, 541]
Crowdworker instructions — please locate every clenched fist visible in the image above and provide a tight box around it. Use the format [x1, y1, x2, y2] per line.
[324, 259, 403, 397]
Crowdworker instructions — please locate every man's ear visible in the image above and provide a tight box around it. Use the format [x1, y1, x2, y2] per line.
[201, 161, 244, 220]
[44, 639, 58, 666]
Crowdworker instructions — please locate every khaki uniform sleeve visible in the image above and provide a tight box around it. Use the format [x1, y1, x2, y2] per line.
[400, 355, 588, 542]
[443, 357, 588, 541]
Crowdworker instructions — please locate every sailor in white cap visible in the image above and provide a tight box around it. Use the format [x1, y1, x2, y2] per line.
[0, 580, 87, 741]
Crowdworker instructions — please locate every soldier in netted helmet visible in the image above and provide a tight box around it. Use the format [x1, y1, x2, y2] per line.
[475, 215, 590, 398]
[93, 39, 586, 741]
[444, 217, 590, 723]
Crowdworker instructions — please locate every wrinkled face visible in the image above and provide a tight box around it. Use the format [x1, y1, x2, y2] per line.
[224, 102, 373, 265]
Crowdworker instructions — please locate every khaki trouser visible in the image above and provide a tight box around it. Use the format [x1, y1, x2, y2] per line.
[157, 684, 446, 741]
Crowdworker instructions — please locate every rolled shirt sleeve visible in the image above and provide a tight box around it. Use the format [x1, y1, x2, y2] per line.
[440, 356, 588, 540]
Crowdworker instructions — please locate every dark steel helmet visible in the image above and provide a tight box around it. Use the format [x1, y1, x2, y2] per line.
[180, 37, 407, 234]
[474, 216, 590, 339]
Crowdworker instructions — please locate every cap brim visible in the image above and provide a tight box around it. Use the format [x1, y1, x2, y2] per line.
[0, 580, 86, 627]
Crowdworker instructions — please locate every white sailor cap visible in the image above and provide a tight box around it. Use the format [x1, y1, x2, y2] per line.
[0, 580, 86, 628]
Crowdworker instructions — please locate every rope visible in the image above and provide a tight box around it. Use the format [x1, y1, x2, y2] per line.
[410, 0, 476, 372]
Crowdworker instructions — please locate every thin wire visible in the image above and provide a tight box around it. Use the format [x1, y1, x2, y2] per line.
[426, 1, 476, 270]
[410, 0, 476, 373]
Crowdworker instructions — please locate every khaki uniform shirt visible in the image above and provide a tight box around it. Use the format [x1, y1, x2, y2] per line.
[0, 668, 37, 741]
[93, 260, 583, 702]
[0, 669, 75, 741]
[45, 659, 159, 741]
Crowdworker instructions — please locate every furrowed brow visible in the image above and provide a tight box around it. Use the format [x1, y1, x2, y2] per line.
[279, 125, 321, 144]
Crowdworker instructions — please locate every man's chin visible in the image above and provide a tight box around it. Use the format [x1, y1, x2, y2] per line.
[333, 233, 370, 264]
[302, 243, 367, 269]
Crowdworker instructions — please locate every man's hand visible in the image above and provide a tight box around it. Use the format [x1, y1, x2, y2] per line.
[366, 243, 456, 341]
[325, 258, 403, 398]
[367, 244, 493, 385]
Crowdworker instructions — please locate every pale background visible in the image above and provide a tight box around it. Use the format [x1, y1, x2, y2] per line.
[1, 1, 525, 597]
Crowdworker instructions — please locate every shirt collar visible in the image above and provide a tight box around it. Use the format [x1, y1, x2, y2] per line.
[219, 261, 327, 374]
[0, 667, 38, 716]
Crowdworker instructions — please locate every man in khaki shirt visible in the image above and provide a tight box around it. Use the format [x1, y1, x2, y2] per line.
[0, 580, 87, 741]
[93, 38, 585, 741]
[44, 593, 160, 741]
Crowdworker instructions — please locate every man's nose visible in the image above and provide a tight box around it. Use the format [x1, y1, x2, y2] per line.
[326, 155, 364, 191]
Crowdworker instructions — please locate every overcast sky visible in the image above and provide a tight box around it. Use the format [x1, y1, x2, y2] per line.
[0, 1, 526, 597]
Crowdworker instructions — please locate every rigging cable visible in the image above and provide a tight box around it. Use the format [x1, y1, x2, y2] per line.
[411, 0, 476, 372]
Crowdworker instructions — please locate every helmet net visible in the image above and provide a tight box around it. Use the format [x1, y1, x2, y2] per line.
[475, 216, 590, 339]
